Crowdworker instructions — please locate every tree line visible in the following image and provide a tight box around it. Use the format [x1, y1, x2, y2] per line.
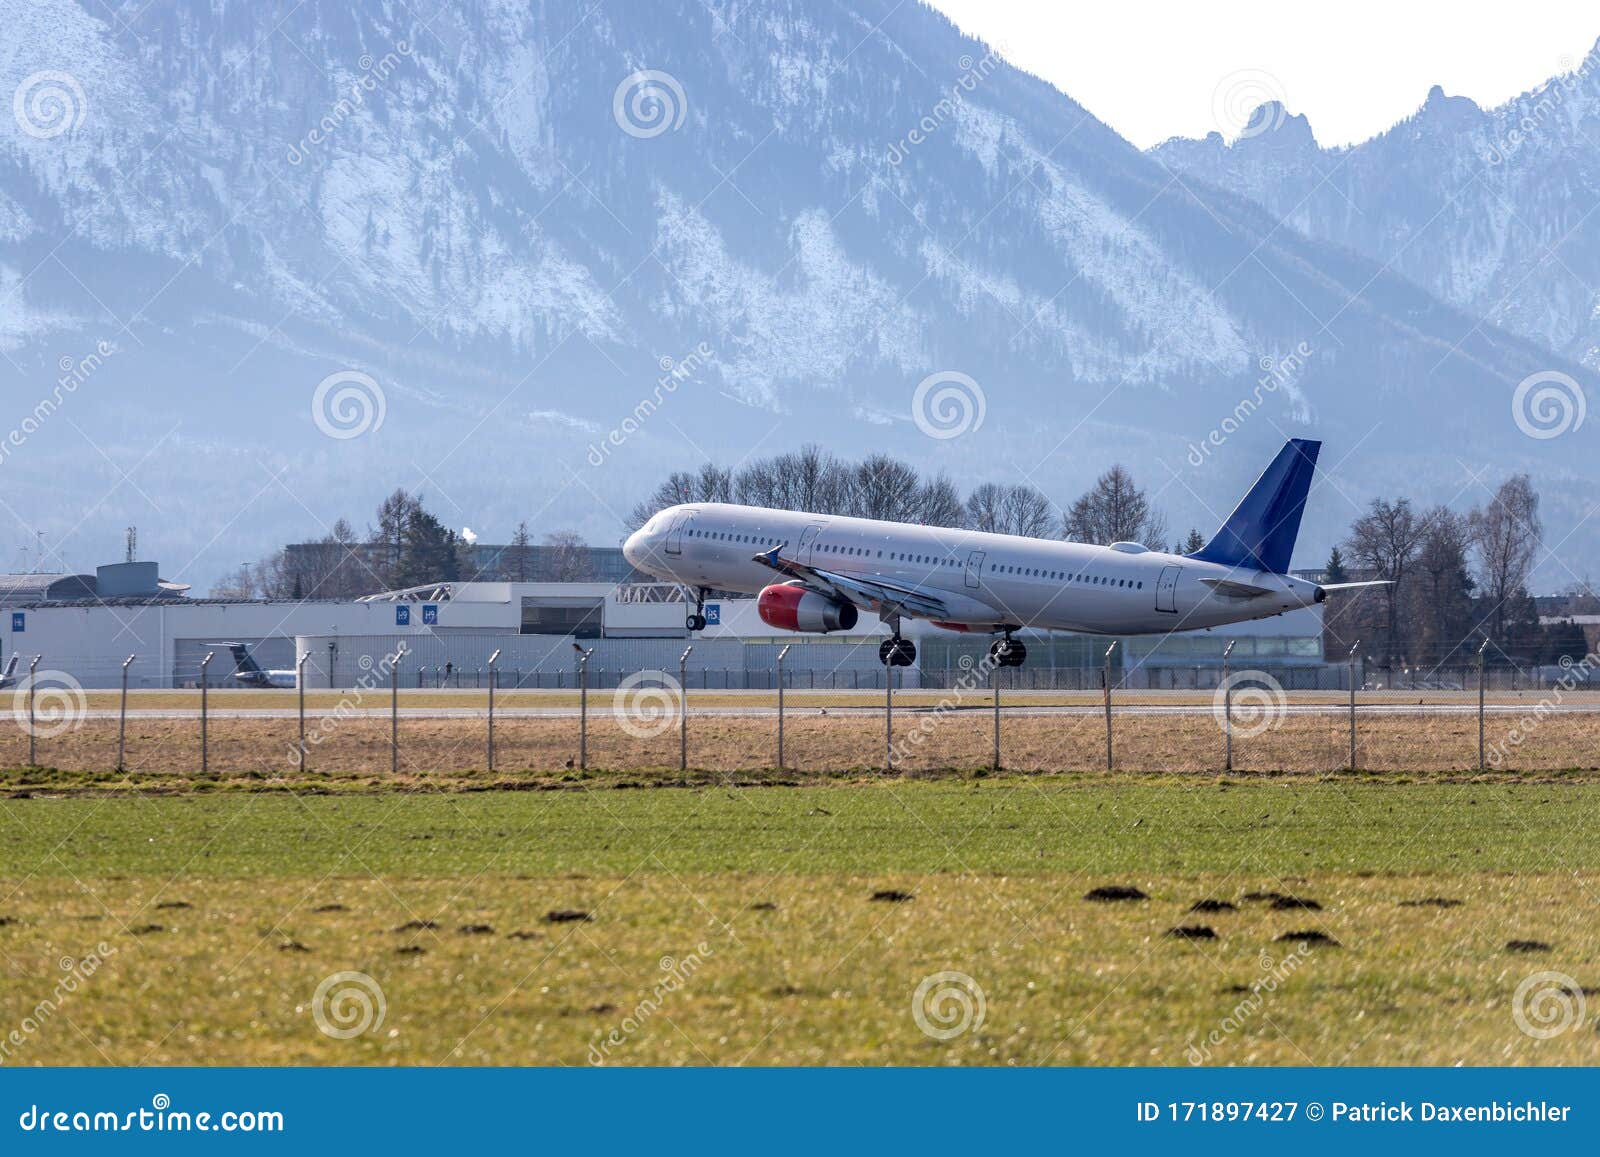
[214, 490, 591, 599]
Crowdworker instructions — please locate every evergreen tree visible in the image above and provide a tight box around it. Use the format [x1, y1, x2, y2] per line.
[1324, 545, 1348, 584]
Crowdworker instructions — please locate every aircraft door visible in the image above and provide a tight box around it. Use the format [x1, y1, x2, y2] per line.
[665, 512, 692, 556]
[795, 522, 826, 565]
[1155, 565, 1180, 613]
[964, 550, 985, 589]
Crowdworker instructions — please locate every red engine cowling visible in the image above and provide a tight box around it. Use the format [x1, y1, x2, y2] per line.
[757, 583, 859, 633]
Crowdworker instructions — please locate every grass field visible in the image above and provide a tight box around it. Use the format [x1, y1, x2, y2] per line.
[2, 780, 1598, 1065]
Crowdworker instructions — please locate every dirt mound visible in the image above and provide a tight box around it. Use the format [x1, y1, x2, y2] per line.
[313, 903, 348, 913]
[546, 909, 593, 923]
[1506, 939, 1551, 953]
[1084, 885, 1148, 902]
[871, 889, 914, 903]
[458, 924, 494, 935]
[1166, 925, 1217, 940]
[1188, 899, 1236, 913]
[1398, 897, 1463, 908]
[393, 919, 436, 931]
[1270, 896, 1321, 911]
[749, 901, 779, 911]
[1274, 930, 1339, 947]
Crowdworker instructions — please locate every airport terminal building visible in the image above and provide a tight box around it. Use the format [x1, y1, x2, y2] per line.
[1, 558, 1327, 690]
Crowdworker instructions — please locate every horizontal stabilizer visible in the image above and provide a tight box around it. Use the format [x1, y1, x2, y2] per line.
[1319, 580, 1392, 592]
[1200, 577, 1274, 599]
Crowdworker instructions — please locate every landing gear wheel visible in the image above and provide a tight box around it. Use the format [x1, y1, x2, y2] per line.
[989, 638, 1027, 668]
[878, 637, 916, 667]
[686, 613, 706, 631]
[686, 587, 709, 632]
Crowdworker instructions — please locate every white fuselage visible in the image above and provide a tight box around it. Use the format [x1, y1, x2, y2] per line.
[624, 503, 1324, 635]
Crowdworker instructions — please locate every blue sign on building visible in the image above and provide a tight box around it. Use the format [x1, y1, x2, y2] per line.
[395, 605, 411, 626]
[422, 604, 438, 625]
[704, 604, 721, 626]
[10, 612, 23, 632]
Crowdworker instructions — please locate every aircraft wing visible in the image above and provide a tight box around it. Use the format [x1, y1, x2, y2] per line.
[753, 547, 963, 622]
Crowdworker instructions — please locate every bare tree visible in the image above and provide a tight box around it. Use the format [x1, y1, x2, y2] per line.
[1408, 506, 1475, 666]
[966, 482, 1054, 537]
[1062, 466, 1167, 546]
[916, 473, 966, 528]
[1469, 474, 1542, 643]
[1344, 497, 1425, 665]
[543, 530, 592, 582]
[846, 454, 922, 521]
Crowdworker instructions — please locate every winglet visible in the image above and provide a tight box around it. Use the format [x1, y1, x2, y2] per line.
[1191, 439, 1320, 574]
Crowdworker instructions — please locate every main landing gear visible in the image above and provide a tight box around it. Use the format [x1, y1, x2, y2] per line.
[686, 587, 708, 632]
[878, 634, 916, 667]
[989, 632, 1027, 668]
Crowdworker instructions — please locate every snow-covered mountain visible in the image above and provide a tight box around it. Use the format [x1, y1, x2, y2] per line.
[1, 0, 1593, 587]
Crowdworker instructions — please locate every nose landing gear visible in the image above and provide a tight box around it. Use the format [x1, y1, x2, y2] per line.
[686, 587, 709, 632]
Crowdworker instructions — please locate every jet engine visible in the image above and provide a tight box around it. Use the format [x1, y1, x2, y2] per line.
[757, 583, 858, 633]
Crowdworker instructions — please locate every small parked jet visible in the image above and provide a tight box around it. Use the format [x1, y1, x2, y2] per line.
[624, 439, 1383, 667]
[0, 654, 20, 689]
[208, 642, 298, 688]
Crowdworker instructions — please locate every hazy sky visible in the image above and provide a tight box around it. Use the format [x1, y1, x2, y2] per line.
[926, 0, 1600, 148]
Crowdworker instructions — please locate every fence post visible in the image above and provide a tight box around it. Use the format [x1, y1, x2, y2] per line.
[992, 657, 1001, 771]
[679, 646, 693, 772]
[1477, 636, 1490, 771]
[1347, 641, 1360, 771]
[776, 644, 791, 770]
[199, 650, 214, 775]
[1222, 640, 1236, 772]
[1102, 641, 1117, 771]
[27, 654, 40, 766]
[391, 646, 403, 775]
[117, 654, 135, 772]
[297, 652, 308, 772]
[487, 648, 502, 772]
[575, 646, 590, 771]
[885, 649, 894, 772]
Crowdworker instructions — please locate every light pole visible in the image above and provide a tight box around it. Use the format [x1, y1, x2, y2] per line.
[391, 644, 404, 775]
[1347, 641, 1361, 771]
[573, 643, 590, 771]
[296, 651, 308, 771]
[1102, 641, 1118, 771]
[26, 654, 39, 766]
[1477, 636, 1491, 771]
[679, 645, 693, 772]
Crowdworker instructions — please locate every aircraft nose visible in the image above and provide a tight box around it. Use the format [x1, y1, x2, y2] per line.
[623, 527, 651, 571]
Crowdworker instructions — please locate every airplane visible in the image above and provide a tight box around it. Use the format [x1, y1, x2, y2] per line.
[0, 654, 20, 689]
[622, 439, 1385, 668]
[208, 642, 299, 688]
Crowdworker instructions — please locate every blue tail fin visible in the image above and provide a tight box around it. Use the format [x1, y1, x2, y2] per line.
[1190, 439, 1320, 574]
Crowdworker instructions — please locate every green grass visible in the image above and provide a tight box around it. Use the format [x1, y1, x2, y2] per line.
[5, 781, 1600, 878]
[2, 781, 1598, 1066]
